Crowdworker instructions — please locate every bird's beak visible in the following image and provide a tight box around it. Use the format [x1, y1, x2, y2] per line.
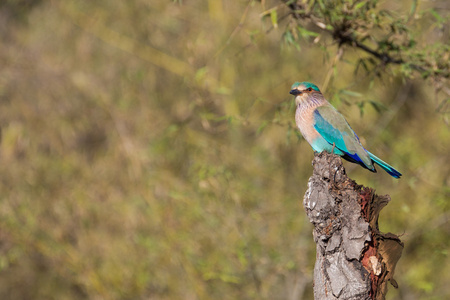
[290, 89, 302, 96]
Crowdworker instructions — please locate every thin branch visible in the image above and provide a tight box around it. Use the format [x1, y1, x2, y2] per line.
[282, 0, 442, 77]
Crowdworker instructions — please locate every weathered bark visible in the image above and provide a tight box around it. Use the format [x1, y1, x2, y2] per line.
[303, 152, 403, 300]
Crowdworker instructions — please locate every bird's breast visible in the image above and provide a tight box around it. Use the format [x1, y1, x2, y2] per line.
[295, 104, 320, 145]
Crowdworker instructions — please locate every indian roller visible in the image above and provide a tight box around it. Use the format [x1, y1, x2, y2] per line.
[290, 82, 402, 178]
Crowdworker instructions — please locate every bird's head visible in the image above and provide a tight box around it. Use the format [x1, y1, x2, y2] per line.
[289, 82, 321, 105]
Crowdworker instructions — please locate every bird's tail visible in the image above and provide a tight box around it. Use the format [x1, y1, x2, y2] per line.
[367, 151, 402, 179]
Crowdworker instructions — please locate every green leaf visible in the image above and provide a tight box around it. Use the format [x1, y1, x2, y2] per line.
[270, 9, 278, 29]
[297, 26, 319, 38]
[195, 66, 208, 83]
[357, 101, 365, 117]
[316, 0, 326, 11]
[256, 121, 268, 135]
[429, 9, 444, 24]
[369, 100, 388, 112]
[354, 2, 367, 10]
[409, 0, 418, 18]
[283, 30, 301, 50]
[340, 90, 363, 97]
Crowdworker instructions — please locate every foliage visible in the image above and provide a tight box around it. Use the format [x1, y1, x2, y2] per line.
[280, 0, 449, 81]
[0, 0, 448, 299]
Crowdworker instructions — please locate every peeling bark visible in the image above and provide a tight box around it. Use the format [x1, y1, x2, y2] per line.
[303, 152, 403, 300]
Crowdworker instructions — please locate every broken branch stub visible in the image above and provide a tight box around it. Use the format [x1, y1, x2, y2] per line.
[303, 152, 403, 300]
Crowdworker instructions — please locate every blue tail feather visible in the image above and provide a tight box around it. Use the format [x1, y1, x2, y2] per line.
[341, 152, 376, 173]
[367, 151, 402, 179]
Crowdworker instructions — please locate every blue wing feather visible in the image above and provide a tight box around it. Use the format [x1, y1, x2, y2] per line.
[313, 109, 370, 168]
[310, 107, 401, 178]
[313, 109, 350, 153]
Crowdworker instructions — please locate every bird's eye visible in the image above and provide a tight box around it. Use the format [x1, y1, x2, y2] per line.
[307, 88, 312, 91]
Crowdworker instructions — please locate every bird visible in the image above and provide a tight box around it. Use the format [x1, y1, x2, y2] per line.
[290, 81, 402, 178]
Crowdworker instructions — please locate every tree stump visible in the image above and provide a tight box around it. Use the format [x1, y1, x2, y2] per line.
[303, 152, 403, 300]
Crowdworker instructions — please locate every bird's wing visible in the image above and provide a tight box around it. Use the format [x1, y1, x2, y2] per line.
[313, 105, 373, 168]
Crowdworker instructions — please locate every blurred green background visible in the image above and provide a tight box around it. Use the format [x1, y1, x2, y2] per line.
[0, 0, 449, 299]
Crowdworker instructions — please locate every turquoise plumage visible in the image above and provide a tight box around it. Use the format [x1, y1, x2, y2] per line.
[290, 81, 402, 178]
